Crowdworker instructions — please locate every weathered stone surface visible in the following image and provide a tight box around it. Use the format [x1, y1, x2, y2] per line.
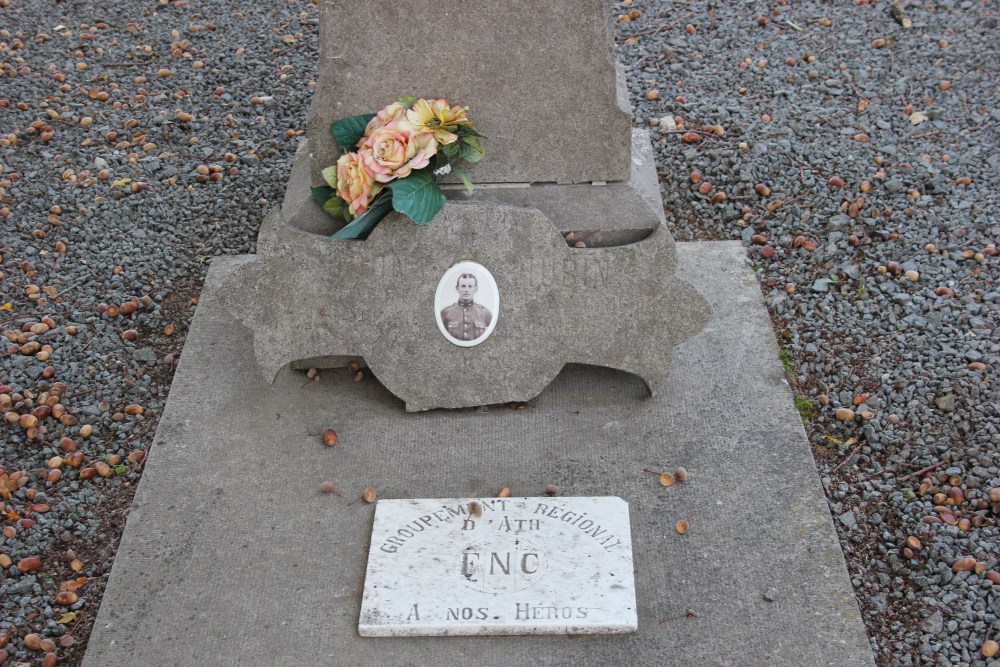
[220, 203, 710, 411]
[360, 496, 636, 636]
[308, 0, 632, 185]
[286, 130, 665, 244]
[82, 245, 874, 666]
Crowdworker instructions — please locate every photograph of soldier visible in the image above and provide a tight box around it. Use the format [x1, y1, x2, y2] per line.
[439, 272, 493, 342]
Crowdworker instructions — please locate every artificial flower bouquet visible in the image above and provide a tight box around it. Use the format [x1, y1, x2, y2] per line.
[311, 95, 485, 239]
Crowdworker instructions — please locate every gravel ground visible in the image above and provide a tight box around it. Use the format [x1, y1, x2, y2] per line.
[0, 0, 997, 665]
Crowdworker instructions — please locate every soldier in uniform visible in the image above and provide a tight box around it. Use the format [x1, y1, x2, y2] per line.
[440, 272, 493, 342]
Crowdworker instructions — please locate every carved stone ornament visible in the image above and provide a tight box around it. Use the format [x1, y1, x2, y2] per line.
[220, 203, 710, 411]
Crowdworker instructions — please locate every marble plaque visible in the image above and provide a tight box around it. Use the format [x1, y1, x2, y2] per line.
[359, 497, 637, 637]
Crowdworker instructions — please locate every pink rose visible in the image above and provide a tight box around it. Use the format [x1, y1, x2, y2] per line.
[359, 102, 407, 147]
[334, 151, 382, 216]
[359, 121, 438, 183]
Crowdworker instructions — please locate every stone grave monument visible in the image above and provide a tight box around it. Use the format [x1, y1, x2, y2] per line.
[82, 1, 875, 664]
[221, 0, 711, 411]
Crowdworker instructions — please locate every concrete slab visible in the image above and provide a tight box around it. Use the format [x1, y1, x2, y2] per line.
[83, 242, 874, 667]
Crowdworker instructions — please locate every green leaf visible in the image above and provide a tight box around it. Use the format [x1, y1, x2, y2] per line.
[388, 171, 446, 224]
[322, 195, 351, 222]
[328, 193, 393, 239]
[442, 141, 461, 159]
[429, 152, 448, 172]
[113, 464, 127, 475]
[310, 185, 334, 205]
[397, 94, 419, 109]
[452, 167, 475, 195]
[456, 125, 487, 139]
[330, 113, 376, 150]
[458, 135, 485, 164]
[321, 165, 338, 188]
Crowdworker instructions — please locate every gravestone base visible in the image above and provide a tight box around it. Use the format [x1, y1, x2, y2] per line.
[283, 130, 665, 246]
[82, 242, 875, 667]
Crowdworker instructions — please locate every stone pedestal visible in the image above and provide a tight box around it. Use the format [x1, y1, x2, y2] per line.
[283, 130, 665, 246]
[82, 244, 875, 667]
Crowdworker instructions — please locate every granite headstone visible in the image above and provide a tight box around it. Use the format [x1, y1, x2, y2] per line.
[308, 0, 633, 185]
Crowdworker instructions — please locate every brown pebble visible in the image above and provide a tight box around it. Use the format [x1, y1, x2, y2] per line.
[55, 590, 78, 606]
[323, 429, 338, 446]
[835, 407, 855, 421]
[953, 556, 976, 572]
[675, 519, 689, 534]
[319, 481, 336, 494]
[982, 640, 999, 658]
[18, 556, 42, 572]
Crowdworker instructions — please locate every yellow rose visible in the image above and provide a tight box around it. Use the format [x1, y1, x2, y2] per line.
[359, 121, 438, 183]
[331, 151, 382, 216]
[406, 98, 470, 145]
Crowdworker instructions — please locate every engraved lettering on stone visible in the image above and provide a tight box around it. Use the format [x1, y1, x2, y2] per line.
[359, 497, 637, 636]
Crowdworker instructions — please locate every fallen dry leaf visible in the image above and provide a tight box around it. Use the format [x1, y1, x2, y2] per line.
[60, 576, 87, 592]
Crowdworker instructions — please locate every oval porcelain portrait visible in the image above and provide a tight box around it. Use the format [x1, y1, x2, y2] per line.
[435, 261, 499, 347]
